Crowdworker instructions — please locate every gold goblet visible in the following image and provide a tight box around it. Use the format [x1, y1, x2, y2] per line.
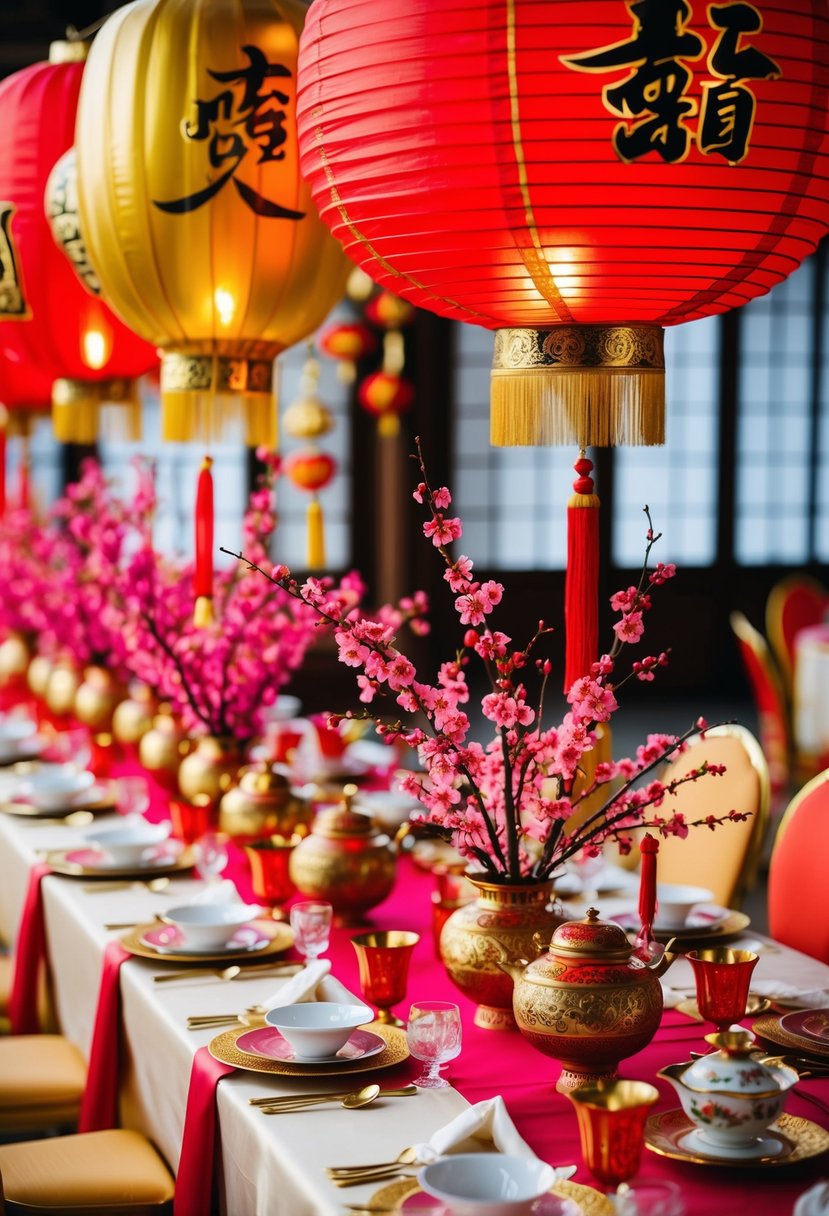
[351, 930, 420, 1026]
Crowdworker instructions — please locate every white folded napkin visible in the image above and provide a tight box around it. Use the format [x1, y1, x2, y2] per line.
[750, 980, 829, 1009]
[659, 980, 692, 1010]
[186, 879, 245, 905]
[412, 1095, 577, 1180]
[262, 958, 363, 1010]
[793, 1181, 829, 1216]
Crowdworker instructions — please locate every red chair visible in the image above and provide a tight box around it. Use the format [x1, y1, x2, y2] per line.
[766, 574, 828, 699]
[768, 768, 829, 963]
[730, 611, 790, 806]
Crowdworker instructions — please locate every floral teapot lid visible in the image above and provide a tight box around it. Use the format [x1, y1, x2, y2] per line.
[680, 1029, 798, 1098]
[548, 907, 633, 961]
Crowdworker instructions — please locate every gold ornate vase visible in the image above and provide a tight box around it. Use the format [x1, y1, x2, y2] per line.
[74, 665, 124, 731]
[0, 631, 31, 685]
[44, 659, 81, 717]
[439, 876, 564, 1031]
[177, 735, 242, 805]
[289, 799, 396, 925]
[27, 652, 53, 700]
[112, 681, 157, 746]
[138, 706, 190, 791]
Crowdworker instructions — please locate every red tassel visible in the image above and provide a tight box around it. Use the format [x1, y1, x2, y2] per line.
[563, 451, 599, 692]
[636, 833, 659, 959]
[17, 437, 30, 511]
[0, 406, 7, 518]
[194, 455, 214, 604]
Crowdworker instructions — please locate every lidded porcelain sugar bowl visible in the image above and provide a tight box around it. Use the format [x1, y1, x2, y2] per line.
[288, 790, 396, 923]
[659, 1028, 798, 1154]
[499, 907, 674, 1092]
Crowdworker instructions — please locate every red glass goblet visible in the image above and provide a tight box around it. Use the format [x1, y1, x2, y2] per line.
[568, 1079, 660, 1190]
[687, 948, 759, 1035]
[351, 930, 420, 1026]
[244, 835, 300, 919]
[169, 794, 213, 845]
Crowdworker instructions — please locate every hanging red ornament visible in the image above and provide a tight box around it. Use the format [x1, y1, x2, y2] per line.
[0, 42, 157, 443]
[363, 292, 415, 332]
[193, 457, 215, 627]
[284, 449, 337, 569]
[358, 371, 415, 438]
[318, 322, 377, 383]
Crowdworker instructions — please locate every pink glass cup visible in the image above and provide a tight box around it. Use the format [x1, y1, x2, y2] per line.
[686, 948, 759, 1034]
[568, 1080, 660, 1188]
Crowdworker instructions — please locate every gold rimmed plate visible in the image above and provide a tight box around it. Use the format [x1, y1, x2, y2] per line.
[209, 1021, 408, 1077]
[1, 784, 117, 819]
[618, 908, 750, 945]
[644, 1109, 829, 1168]
[121, 918, 292, 965]
[368, 1177, 612, 1215]
[754, 1012, 829, 1062]
[45, 847, 195, 881]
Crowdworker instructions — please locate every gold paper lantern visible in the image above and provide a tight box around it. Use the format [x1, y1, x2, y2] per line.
[75, 0, 350, 445]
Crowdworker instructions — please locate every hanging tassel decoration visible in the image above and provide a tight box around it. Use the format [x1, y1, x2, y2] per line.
[635, 833, 659, 961]
[193, 455, 214, 627]
[307, 496, 326, 569]
[0, 405, 7, 517]
[17, 433, 30, 510]
[564, 451, 600, 692]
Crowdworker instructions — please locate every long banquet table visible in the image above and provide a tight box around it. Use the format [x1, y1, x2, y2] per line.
[1, 798, 828, 1216]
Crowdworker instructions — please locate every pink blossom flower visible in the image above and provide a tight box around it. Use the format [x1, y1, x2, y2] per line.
[613, 612, 645, 644]
[423, 515, 463, 546]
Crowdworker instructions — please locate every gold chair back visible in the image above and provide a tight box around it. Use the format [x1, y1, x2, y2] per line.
[653, 724, 769, 910]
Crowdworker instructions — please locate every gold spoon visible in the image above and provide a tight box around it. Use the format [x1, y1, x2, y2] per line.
[257, 1083, 417, 1114]
[327, 1146, 419, 1176]
[187, 1005, 268, 1029]
[154, 962, 300, 984]
[83, 877, 173, 894]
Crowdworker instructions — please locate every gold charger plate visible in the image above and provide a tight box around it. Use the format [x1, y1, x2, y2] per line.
[754, 1012, 829, 1062]
[675, 992, 772, 1021]
[45, 848, 195, 881]
[644, 1109, 829, 1168]
[653, 909, 750, 946]
[369, 1177, 612, 1215]
[120, 918, 292, 965]
[209, 1021, 408, 1077]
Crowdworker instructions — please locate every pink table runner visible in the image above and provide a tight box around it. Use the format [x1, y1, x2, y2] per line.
[78, 939, 132, 1131]
[174, 1047, 235, 1216]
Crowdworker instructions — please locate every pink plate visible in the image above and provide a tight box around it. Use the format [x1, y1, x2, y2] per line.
[780, 1008, 829, 1046]
[235, 1025, 386, 1064]
[65, 847, 172, 870]
[399, 1191, 578, 1214]
[140, 923, 270, 955]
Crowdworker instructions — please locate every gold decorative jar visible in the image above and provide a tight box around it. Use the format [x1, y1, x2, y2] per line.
[112, 681, 157, 746]
[44, 659, 81, 717]
[440, 876, 564, 1031]
[219, 762, 312, 843]
[178, 735, 242, 805]
[0, 631, 31, 685]
[499, 907, 674, 1092]
[27, 652, 53, 700]
[289, 798, 396, 924]
[138, 706, 189, 791]
[75, 665, 124, 731]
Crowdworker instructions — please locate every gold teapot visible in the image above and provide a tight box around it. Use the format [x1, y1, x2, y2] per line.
[289, 789, 396, 924]
[499, 907, 675, 1092]
[75, 665, 124, 732]
[219, 762, 312, 843]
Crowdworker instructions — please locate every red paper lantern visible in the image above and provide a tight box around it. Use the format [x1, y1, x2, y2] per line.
[363, 293, 415, 332]
[297, 0, 829, 448]
[284, 448, 337, 569]
[0, 43, 157, 444]
[318, 321, 377, 383]
[358, 371, 415, 437]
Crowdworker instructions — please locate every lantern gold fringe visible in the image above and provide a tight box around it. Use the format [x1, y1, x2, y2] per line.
[161, 353, 277, 446]
[490, 368, 665, 448]
[490, 324, 665, 448]
[378, 412, 401, 439]
[51, 378, 142, 444]
[306, 498, 326, 569]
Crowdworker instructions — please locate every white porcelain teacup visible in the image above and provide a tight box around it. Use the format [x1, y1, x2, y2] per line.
[82, 817, 170, 866]
[653, 883, 716, 930]
[16, 763, 96, 810]
[265, 1002, 373, 1060]
[418, 1153, 558, 1216]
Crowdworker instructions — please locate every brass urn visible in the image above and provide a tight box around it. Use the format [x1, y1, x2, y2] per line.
[112, 681, 157, 746]
[219, 762, 313, 842]
[75, 665, 124, 731]
[0, 631, 31, 684]
[138, 706, 189, 789]
[44, 659, 81, 717]
[178, 735, 242, 805]
[27, 653, 53, 700]
[440, 875, 564, 1031]
[289, 796, 396, 924]
[499, 908, 674, 1092]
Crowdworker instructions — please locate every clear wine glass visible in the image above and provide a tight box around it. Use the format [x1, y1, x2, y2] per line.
[116, 775, 150, 818]
[47, 727, 92, 773]
[192, 831, 230, 884]
[289, 901, 333, 961]
[406, 1000, 462, 1088]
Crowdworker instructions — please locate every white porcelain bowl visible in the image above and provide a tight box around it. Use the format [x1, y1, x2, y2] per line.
[418, 1153, 557, 1216]
[352, 790, 422, 830]
[0, 717, 38, 758]
[654, 883, 716, 930]
[82, 819, 170, 866]
[17, 764, 95, 810]
[162, 901, 262, 950]
[265, 1001, 373, 1060]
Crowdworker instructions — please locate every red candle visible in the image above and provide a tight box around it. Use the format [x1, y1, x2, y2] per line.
[193, 455, 214, 623]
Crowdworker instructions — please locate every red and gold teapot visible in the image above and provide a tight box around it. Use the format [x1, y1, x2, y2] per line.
[499, 907, 675, 1092]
